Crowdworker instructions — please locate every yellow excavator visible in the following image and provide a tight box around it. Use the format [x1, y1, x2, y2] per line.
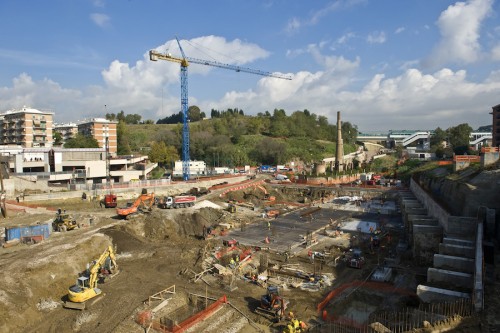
[63, 245, 118, 310]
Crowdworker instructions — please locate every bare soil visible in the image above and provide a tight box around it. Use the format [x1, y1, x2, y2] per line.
[0, 179, 496, 333]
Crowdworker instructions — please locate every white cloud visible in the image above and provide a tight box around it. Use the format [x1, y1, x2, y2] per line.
[395, 27, 405, 34]
[366, 31, 386, 44]
[285, 17, 301, 34]
[423, 0, 494, 68]
[284, 0, 365, 34]
[1, 35, 499, 131]
[92, 0, 105, 8]
[491, 44, 500, 61]
[90, 13, 110, 28]
[337, 32, 356, 44]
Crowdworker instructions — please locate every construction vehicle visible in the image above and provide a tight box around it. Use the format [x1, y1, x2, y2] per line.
[101, 194, 117, 208]
[255, 286, 288, 321]
[157, 195, 196, 209]
[116, 189, 155, 219]
[52, 211, 79, 232]
[347, 248, 365, 269]
[64, 245, 118, 310]
[189, 187, 210, 197]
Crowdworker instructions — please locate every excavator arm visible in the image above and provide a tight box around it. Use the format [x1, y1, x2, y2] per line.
[65, 245, 118, 309]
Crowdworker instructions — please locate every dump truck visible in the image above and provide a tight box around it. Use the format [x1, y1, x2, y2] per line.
[157, 195, 196, 209]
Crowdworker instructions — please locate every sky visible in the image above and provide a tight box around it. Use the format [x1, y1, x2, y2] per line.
[0, 0, 499, 132]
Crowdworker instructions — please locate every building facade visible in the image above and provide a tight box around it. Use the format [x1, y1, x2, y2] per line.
[54, 122, 78, 146]
[77, 118, 118, 154]
[491, 104, 500, 148]
[0, 107, 54, 148]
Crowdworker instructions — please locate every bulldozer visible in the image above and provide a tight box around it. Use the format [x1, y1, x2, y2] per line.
[63, 245, 119, 310]
[52, 211, 79, 232]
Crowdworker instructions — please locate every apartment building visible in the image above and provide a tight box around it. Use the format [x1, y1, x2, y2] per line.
[54, 122, 78, 145]
[0, 107, 54, 148]
[77, 118, 118, 155]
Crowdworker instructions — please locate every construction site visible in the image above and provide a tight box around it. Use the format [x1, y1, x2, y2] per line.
[0, 170, 499, 333]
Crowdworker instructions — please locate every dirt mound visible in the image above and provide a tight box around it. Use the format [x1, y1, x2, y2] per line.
[0, 233, 112, 333]
[120, 208, 228, 243]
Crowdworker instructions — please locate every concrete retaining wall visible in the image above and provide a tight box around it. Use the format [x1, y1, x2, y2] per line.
[416, 285, 470, 303]
[427, 268, 473, 289]
[438, 243, 475, 259]
[447, 216, 477, 239]
[410, 179, 451, 233]
[433, 254, 474, 273]
[413, 225, 443, 265]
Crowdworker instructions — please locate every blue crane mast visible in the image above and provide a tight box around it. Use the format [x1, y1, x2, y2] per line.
[150, 37, 291, 181]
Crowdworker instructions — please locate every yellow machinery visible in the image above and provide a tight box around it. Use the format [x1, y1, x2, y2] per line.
[52, 212, 78, 232]
[64, 245, 118, 310]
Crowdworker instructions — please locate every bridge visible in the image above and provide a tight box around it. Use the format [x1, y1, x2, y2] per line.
[358, 130, 491, 149]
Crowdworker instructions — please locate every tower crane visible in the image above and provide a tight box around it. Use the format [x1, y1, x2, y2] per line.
[150, 37, 291, 180]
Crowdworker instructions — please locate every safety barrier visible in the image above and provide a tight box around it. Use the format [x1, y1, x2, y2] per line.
[136, 295, 228, 333]
[218, 180, 265, 197]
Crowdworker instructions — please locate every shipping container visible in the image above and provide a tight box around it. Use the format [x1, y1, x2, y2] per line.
[5, 223, 51, 241]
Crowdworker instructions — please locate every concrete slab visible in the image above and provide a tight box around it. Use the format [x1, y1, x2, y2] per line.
[442, 237, 474, 247]
[439, 243, 475, 259]
[433, 254, 475, 273]
[223, 208, 351, 252]
[427, 268, 473, 289]
[417, 285, 470, 303]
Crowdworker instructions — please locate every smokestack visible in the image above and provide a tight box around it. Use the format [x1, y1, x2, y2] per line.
[335, 111, 344, 172]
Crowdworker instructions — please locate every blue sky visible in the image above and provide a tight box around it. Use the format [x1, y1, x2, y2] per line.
[1, 0, 499, 132]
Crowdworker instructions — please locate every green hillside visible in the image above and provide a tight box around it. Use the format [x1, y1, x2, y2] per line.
[120, 109, 358, 168]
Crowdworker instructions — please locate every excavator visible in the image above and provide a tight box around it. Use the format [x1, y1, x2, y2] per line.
[64, 245, 118, 310]
[116, 189, 155, 219]
[255, 285, 288, 321]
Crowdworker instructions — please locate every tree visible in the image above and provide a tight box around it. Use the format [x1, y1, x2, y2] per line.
[124, 114, 142, 124]
[342, 122, 358, 144]
[447, 123, 472, 155]
[117, 121, 131, 155]
[53, 132, 63, 146]
[64, 133, 100, 148]
[148, 141, 179, 166]
[188, 105, 202, 122]
[430, 127, 449, 158]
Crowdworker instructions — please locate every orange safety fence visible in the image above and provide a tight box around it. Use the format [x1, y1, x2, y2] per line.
[214, 245, 239, 259]
[218, 180, 265, 197]
[481, 147, 499, 153]
[136, 295, 228, 333]
[453, 155, 480, 162]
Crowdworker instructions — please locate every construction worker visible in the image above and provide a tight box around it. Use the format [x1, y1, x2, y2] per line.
[267, 221, 271, 230]
[229, 257, 236, 269]
[283, 322, 295, 333]
[292, 317, 300, 331]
